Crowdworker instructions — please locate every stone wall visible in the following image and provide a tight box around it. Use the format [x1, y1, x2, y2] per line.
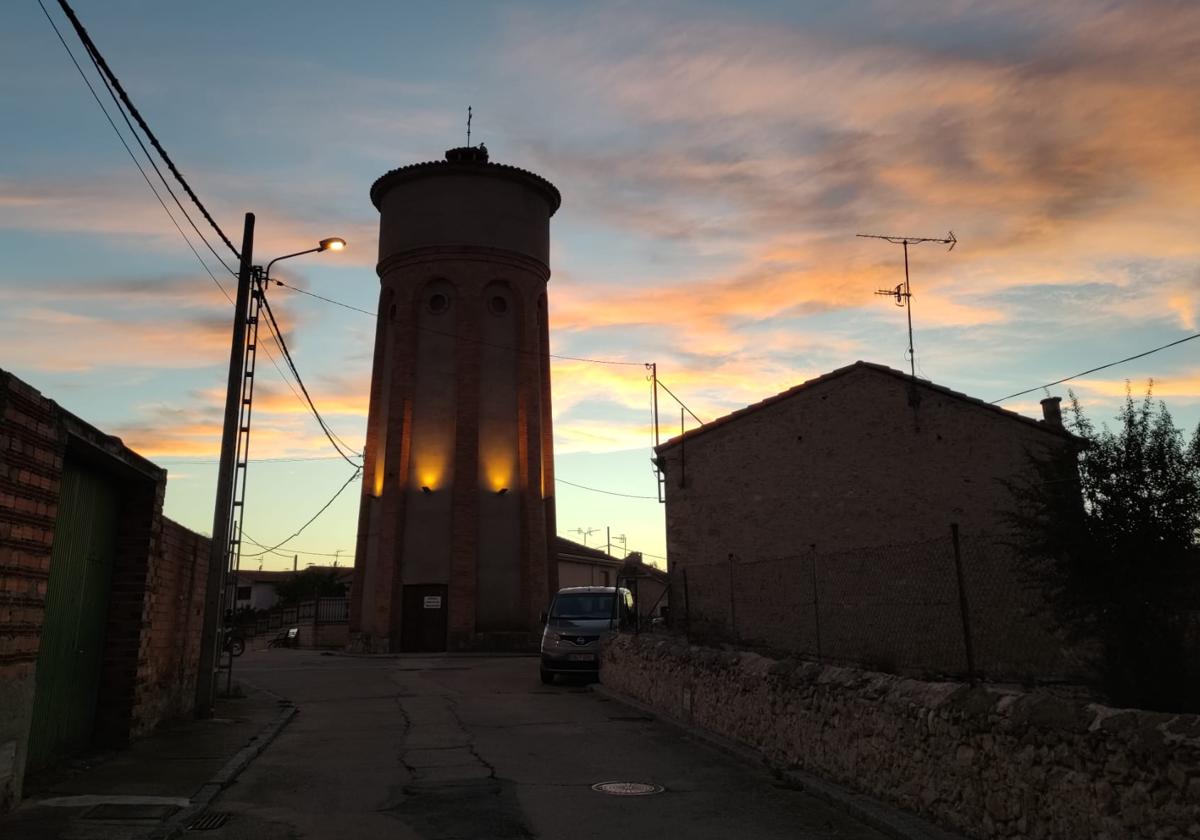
[602, 634, 1200, 840]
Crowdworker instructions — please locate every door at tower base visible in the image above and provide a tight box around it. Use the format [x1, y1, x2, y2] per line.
[401, 584, 448, 652]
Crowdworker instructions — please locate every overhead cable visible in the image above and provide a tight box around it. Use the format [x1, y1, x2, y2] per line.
[258, 293, 363, 466]
[241, 532, 347, 558]
[239, 467, 362, 559]
[656, 378, 705, 425]
[156, 454, 346, 465]
[555, 478, 658, 499]
[37, 0, 233, 303]
[991, 331, 1200, 404]
[77, 32, 235, 277]
[55, 0, 241, 262]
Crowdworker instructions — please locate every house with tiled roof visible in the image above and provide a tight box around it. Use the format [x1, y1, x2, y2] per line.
[655, 361, 1085, 681]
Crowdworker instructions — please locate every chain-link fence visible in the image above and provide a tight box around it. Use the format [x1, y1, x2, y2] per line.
[670, 526, 1091, 684]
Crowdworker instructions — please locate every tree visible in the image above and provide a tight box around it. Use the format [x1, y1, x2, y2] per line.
[274, 567, 347, 606]
[1008, 385, 1200, 711]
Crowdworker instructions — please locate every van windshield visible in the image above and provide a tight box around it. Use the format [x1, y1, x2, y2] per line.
[551, 593, 614, 620]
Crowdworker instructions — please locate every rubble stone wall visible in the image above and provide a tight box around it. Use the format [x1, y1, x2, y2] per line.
[602, 633, 1200, 840]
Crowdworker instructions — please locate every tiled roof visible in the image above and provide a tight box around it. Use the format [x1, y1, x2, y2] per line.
[555, 536, 621, 564]
[657, 360, 1076, 451]
[370, 157, 561, 214]
[236, 565, 352, 584]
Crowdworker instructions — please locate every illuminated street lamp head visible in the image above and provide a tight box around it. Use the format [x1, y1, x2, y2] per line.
[319, 237, 347, 252]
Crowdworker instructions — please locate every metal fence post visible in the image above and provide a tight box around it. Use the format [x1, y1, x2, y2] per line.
[950, 523, 978, 683]
[727, 553, 737, 641]
[682, 567, 690, 638]
[810, 544, 822, 660]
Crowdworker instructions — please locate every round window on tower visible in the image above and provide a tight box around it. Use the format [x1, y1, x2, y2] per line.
[488, 295, 508, 315]
[427, 292, 450, 315]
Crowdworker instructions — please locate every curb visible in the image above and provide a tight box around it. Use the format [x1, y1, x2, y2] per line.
[590, 683, 965, 840]
[325, 650, 539, 659]
[151, 701, 298, 839]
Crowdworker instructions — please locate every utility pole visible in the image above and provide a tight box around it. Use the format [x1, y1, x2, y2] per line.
[605, 527, 626, 557]
[857, 231, 956, 378]
[647, 362, 664, 503]
[196, 212, 254, 718]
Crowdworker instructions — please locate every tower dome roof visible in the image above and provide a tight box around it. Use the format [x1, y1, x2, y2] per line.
[370, 147, 561, 215]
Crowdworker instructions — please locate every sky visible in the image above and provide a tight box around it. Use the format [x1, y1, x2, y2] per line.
[3, 0, 1199, 570]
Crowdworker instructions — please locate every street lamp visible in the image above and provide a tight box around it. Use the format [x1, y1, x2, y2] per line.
[196, 213, 349, 717]
[265, 237, 348, 278]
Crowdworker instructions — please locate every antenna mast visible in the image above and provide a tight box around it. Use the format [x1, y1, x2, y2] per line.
[466, 105, 472, 146]
[857, 231, 956, 378]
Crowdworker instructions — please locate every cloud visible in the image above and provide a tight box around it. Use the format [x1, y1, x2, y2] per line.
[0, 173, 379, 271]
[0, 306, 230, 372]
[1071, 372, 1200, 402]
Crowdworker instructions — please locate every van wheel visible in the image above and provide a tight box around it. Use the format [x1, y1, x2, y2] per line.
[539, 668, 554, 685]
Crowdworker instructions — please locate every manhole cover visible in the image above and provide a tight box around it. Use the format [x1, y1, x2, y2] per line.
[187, 811, 231, 830]
[591, 781, 664, 796]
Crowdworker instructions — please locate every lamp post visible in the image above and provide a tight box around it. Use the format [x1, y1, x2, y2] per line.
[195, 215, 347, 717]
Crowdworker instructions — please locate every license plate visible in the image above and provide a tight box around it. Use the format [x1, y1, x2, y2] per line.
[567, 654, 596, 662]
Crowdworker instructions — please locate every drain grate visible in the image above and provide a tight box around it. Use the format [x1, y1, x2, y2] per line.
[591, 781, 665, 796]
[187, 811, 231, 831]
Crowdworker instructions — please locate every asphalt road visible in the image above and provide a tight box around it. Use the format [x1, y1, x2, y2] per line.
[204, 649, 889, 840]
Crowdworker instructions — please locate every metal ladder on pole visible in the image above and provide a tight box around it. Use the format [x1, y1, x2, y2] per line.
[218, 268, 264, 695]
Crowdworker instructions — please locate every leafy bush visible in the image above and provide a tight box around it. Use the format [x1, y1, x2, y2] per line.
[1008, 386, 1200, 711]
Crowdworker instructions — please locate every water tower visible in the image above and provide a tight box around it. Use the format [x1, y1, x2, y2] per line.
[350, 146, 561, 652]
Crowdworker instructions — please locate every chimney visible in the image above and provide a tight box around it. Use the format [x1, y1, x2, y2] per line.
[1040, 396, 1063, 429]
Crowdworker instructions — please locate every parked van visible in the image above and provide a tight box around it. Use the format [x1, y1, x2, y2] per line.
[539, 586, 634, 684]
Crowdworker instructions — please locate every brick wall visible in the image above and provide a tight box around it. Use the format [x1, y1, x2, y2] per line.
[0, 369, 211, 811]
[603, 634, 1200, 840]
[659, 364, 1082, 682]
[130, 518, 208, 736]
[0, 372, 62, 812]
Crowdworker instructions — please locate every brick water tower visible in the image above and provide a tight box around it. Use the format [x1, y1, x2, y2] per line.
[350, 146, 561, 652]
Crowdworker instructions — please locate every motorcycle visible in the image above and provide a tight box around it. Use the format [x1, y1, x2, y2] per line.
[223, 627, 245, 657]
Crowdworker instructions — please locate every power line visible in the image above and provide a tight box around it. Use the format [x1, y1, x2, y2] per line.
[240, 467, 362, 559]
[259, 292, 363, 466]
[555, 478, 657, 500]
[55, 0, 240, 262]
[991, 330, 1200, 404]
[656, 378, 705, 425]
[157, 454, 346, 465]
[72, 18, 235, 278]
[257, 318, 362, 457]
[268, 280, 646, 367]
[271, 279, 375, 316]
[36, 0, 233, 304]
[241, 532, 345, 558]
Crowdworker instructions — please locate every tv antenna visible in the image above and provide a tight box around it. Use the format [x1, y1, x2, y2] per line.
[571, 527, 599, 546]
[466, 106, 472, 146]
[857, 231, 956, 378]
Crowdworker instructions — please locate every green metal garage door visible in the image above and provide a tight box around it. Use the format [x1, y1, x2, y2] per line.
[26, 460, 120, 771]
